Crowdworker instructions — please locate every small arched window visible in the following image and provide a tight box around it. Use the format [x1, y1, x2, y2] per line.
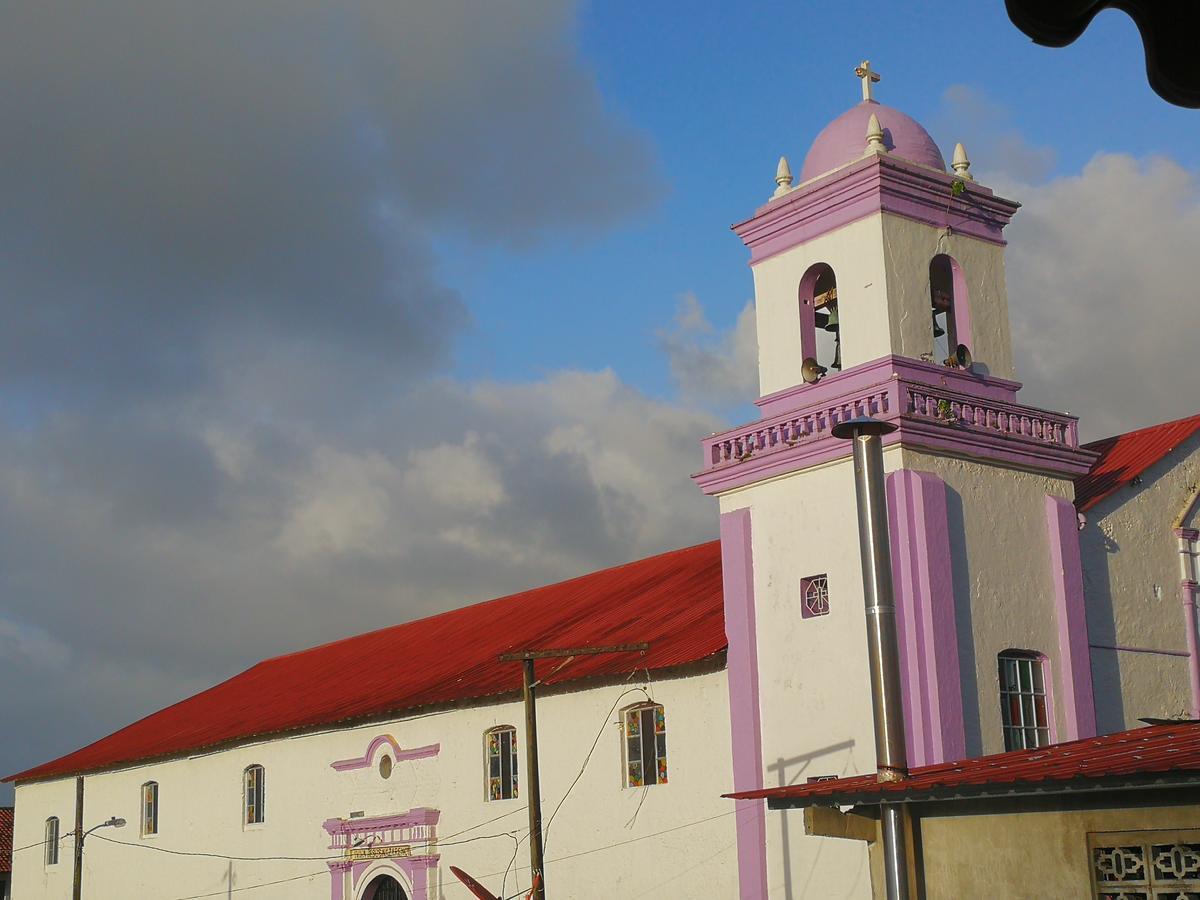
[141, 781, 159, 836]
[998, 650, 1051, 750]
[44, 816, 60, 866]
[485, 726, 519, 801]
[624, 703, 668, 787]
[798, 263, 841, 379]
[243, 764, 265, 825]
[929, 254, 971, 365]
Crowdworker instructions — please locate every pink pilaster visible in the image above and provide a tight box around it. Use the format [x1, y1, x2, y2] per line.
[720, 508, 768, 899]
[887, 470, 966, 766]
[1045, 495, 1097, 740]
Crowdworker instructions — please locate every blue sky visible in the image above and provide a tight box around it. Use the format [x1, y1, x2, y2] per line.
[1, 1, 1197, 800]
[443, 1, 1198, 404]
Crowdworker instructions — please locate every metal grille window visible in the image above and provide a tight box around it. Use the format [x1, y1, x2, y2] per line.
[485, 726, 518, 801]
[141, 781, 158, 836]
[44, 817, 59, 866]
[1091, 829, 1200, 899]
[243, 764, 265, 825]
[625, 704, 668, 787]
[998, 651, 1051, 751]
[801, 574, 830, 618]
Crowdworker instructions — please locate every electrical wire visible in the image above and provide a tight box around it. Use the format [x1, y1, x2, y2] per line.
[540, 685, 649, 854]
[169, 868, 328, 900]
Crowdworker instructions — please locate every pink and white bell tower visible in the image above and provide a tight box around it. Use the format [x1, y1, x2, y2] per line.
[698, 63, 1100, 898]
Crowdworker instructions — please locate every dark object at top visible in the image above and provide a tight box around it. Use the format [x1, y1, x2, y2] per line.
[1006, 0, 1200, 108]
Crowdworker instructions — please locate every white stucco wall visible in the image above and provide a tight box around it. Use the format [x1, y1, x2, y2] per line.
[12, 668, 736, 900]
[899, 450, 1077, 755]
[715, 441, 1083, 898]
[1081, 433, 1200, 732]
[720, 452, 891, 900]
[750, 212, 1015, 398]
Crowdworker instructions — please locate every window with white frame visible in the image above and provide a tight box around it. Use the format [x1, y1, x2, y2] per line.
[44, 816, 59, 866]
[624, 703, 668, 787]
[141, 781, 159, 836]
[998, 650, 1051, 751]
[485, 726, 518, 801]
[243, 764, 265, 825]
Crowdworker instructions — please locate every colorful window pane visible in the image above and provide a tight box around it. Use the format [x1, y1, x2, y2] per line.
[486, 726, 518, 801]
[244, 764, 265, 825]
[998, 651, 1051, 751]
[141, 781, 158, 836]
[625, 704, 668, 787]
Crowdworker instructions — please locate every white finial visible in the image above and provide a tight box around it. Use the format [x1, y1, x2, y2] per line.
[952, 142, 973, 180]
[773, 155, 794, 197]
[855, 60, 881, 102]
[864, 113, 887, 156]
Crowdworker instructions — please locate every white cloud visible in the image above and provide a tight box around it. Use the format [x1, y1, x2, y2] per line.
[1005, 153, 1200, 440]
[658, 294, 759, 409]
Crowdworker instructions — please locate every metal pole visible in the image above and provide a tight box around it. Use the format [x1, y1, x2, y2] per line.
[522, 657, 546, 900]
[72, 775, 84, 900]
[833, 416, 909, 900]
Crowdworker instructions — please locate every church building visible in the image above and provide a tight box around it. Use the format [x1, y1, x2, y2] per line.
[9, 63, 1200, 900]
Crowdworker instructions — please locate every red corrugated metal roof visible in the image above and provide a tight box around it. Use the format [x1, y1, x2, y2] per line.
[728, 721, 1200, 806]
[1075, 413, 1200, 512]
[0, 806, 11, 873]
[8, 541, 726, 783]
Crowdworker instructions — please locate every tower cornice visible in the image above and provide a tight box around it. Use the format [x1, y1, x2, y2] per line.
[733, 154, 1021, 265]
[693, 356, 1095, 496]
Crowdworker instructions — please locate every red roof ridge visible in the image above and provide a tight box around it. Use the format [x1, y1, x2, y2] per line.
[8, 539, 727, 783]
[1075, 411, 1200, 511]
[265, 540, 721, 666]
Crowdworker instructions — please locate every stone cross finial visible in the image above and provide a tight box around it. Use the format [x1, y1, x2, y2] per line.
[864, 113, 887, 156]
[773, 155, 794, 197]
[855, 60, 881, 102]
[952, 142, 973, 180]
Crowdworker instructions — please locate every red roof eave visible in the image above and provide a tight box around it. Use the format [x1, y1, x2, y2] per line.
[726, 722, 1200, 807]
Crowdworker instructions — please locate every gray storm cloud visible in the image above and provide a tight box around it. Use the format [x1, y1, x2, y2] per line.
[0, 1, 681, 794]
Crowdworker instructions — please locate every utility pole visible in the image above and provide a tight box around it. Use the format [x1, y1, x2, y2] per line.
[72, 776, 84, 900]
[832, 416, 910, 900]
[499, 643, 649, 900]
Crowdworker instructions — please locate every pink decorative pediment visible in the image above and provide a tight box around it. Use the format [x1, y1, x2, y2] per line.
[330, 734, 440, 772]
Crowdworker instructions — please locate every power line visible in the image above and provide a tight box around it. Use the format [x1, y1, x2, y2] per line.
[170, 868, 327, 900]
[541, 685, 649, 855]
[88, 832, 336, 862]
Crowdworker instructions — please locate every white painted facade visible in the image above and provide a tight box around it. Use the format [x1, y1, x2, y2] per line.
[13, 669, 737, 899]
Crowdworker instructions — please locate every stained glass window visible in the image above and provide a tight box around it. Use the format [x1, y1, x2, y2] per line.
[244, 764, 265, 825]
[44, 817, 59, 866]
[141, 781, 158, 836]
[625, 704, 668, 788]
[485, 726, 519, 801]
[998, 651, 1051, 751]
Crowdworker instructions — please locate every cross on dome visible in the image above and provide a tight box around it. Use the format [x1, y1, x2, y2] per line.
[855, 60, 881, 102]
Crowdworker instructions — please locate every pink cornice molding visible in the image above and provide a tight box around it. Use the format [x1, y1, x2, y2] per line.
[323, 807, 442, 837]
[330, 734, 440, 772]
[734, 154, 1020, 264]
[693, 356, 1095, 496]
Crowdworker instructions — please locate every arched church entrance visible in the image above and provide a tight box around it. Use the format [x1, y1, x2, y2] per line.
[360, 873, 409, 900]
